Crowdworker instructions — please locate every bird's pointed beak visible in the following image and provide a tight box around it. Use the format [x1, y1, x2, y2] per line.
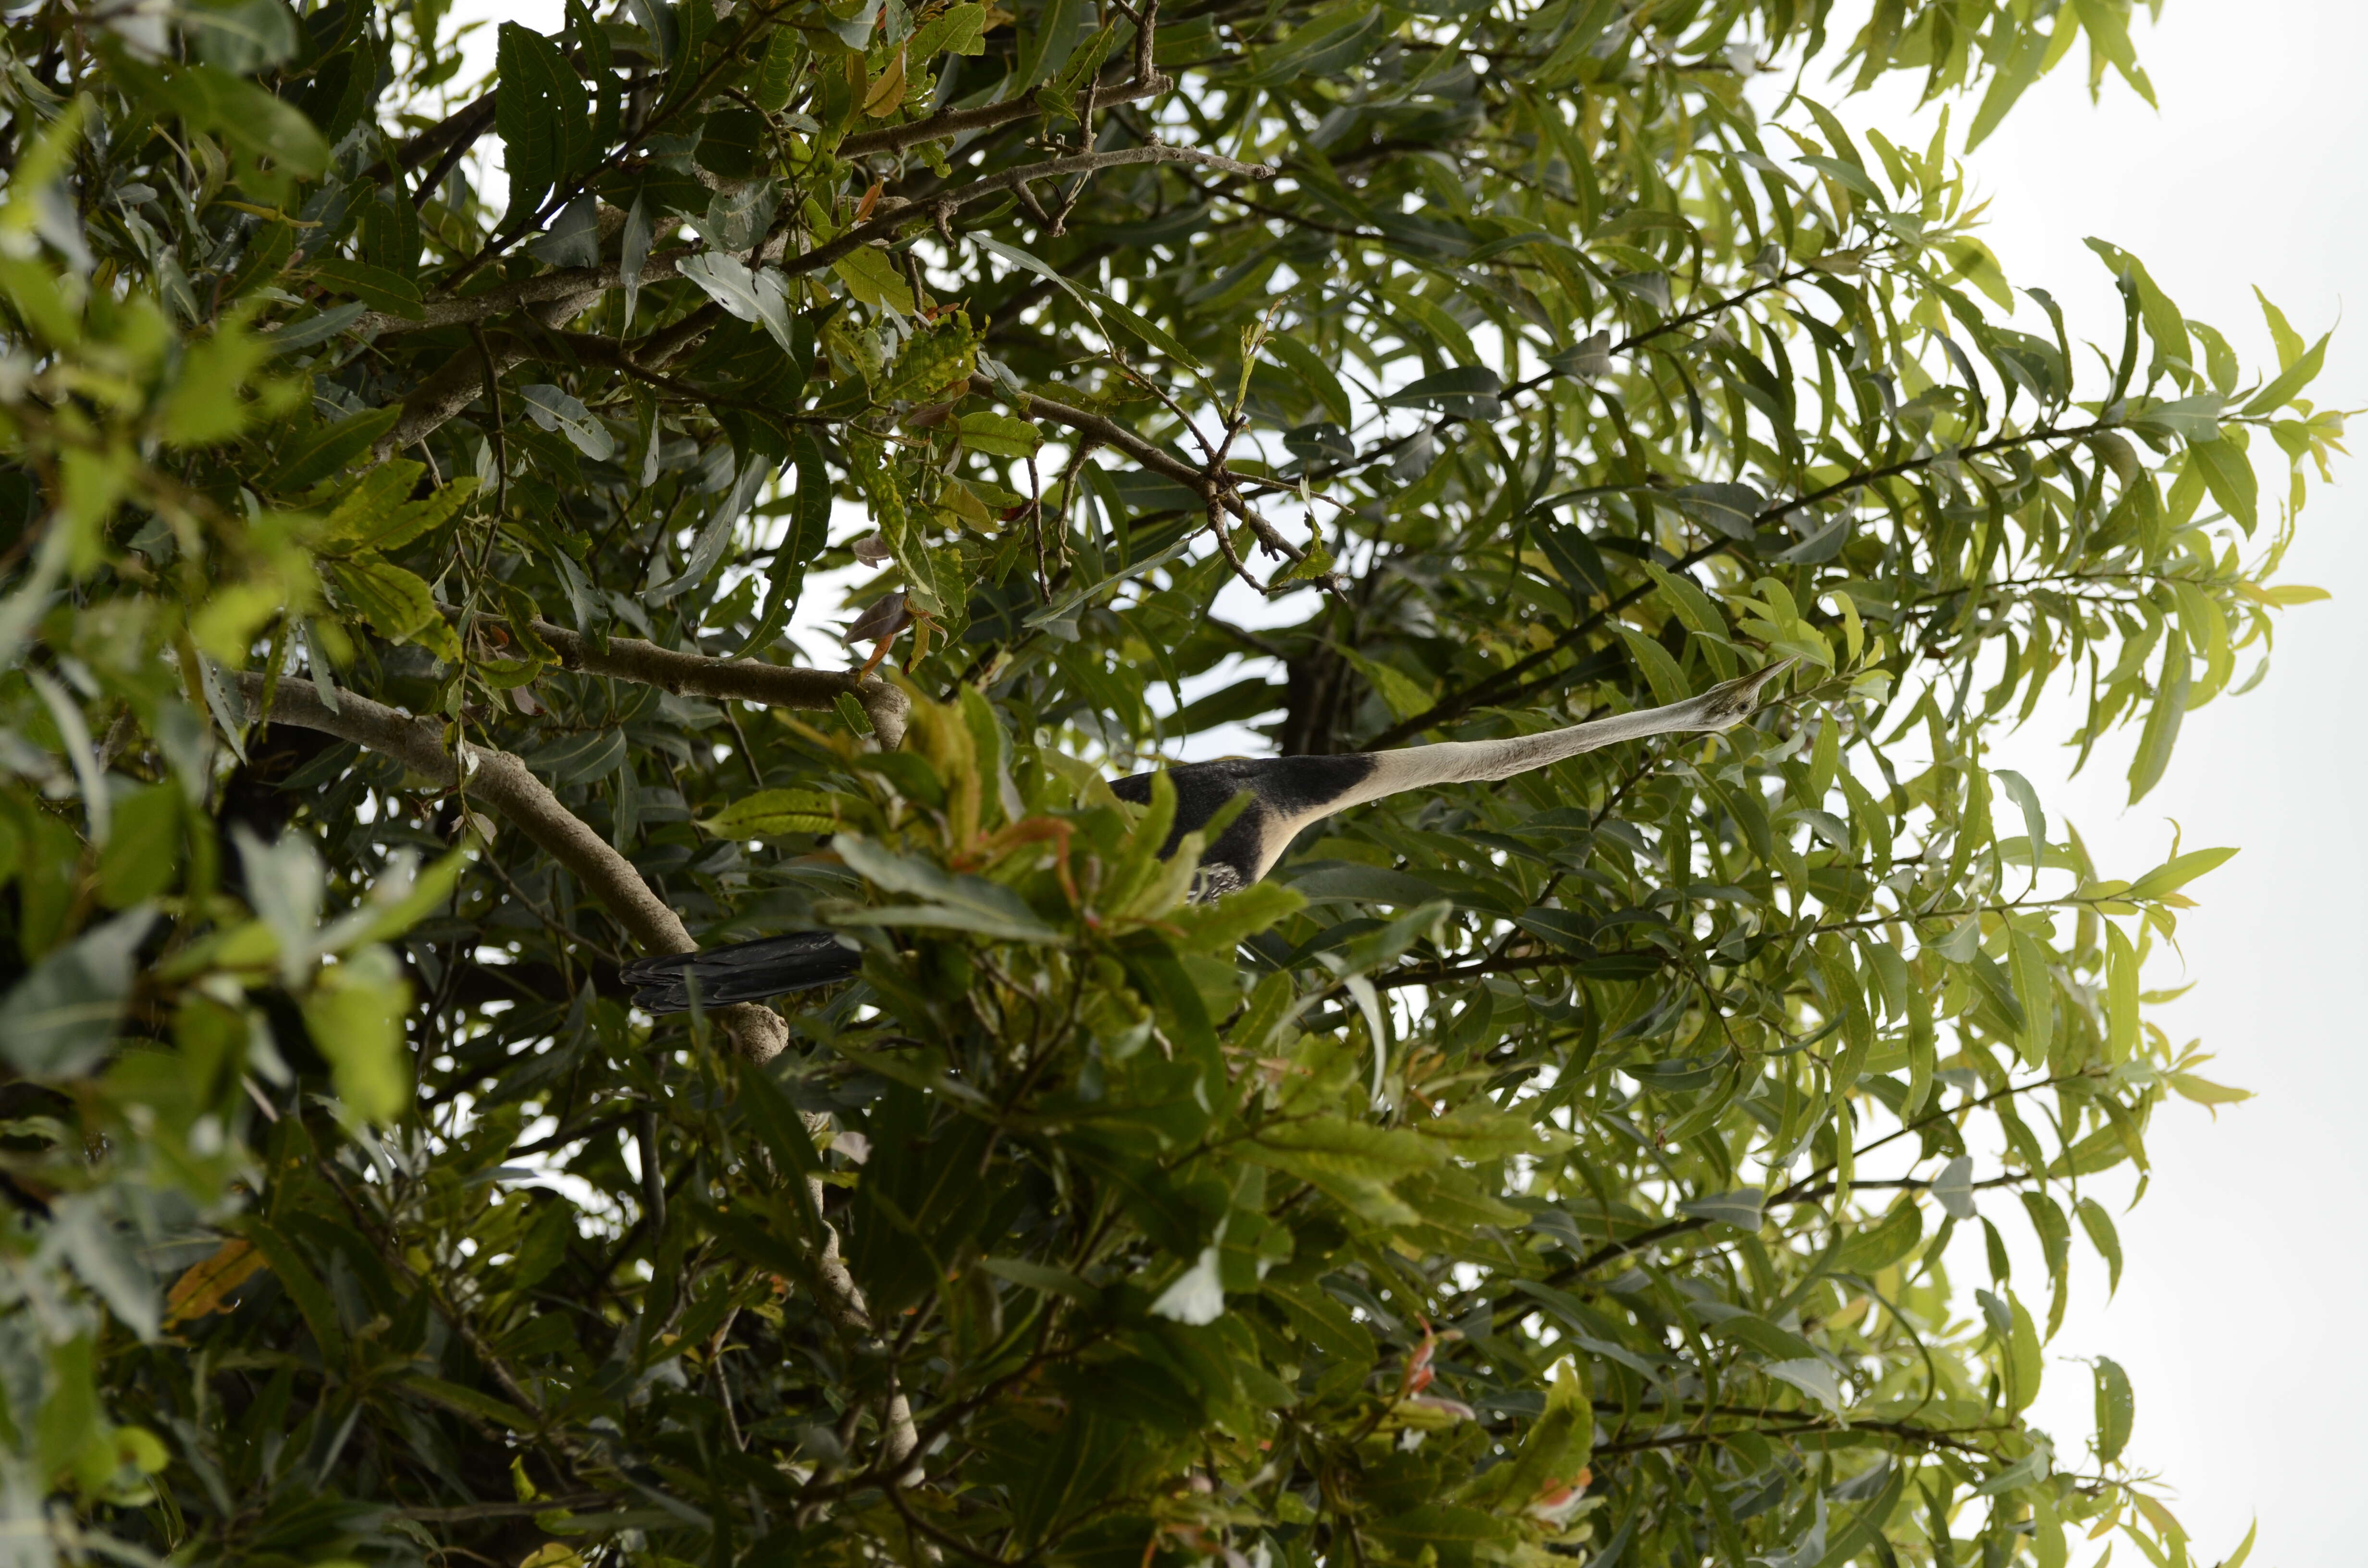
[1690, 656, 1798, 728]
[1737, 655, 1798, 699]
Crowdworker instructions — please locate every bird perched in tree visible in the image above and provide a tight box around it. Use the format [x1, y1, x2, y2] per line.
[621, 659, 1794, 1013]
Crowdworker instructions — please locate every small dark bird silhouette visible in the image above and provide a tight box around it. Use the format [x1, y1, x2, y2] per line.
[620, 660, 1793, 1013]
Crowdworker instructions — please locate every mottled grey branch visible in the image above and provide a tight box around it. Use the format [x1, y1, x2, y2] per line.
[233, 671, 791, 1061]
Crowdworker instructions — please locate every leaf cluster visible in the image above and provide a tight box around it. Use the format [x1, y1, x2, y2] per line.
[0, 1, 2318, 1567]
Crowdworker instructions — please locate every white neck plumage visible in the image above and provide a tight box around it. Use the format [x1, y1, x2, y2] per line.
[1263, 660, 1796, 859]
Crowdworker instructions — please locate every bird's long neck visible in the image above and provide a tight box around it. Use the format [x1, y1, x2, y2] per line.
[1314, 703, 1704, 820]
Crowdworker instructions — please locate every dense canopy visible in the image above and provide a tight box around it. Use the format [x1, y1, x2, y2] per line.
[0, 0, 2324, 1566]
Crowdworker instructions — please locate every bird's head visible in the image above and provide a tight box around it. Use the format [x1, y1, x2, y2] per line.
[1665, 657, 1797, 732]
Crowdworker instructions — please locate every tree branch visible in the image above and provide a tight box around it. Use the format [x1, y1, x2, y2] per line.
[376, 341, 529, 457]
[1362, 541, 1721, 746]
[359, 90, 499, 185]
[1373, 948, 1663, 991]
[1367, 418, 2110, 744]
[968, 373, 1335, 589]
[516, 616, 910, 747]
[790, 141, 1276, 283]
[353, 142, 1270, 342]
[839, 71, 1174, 158]
[232, 672, 791, 1062]
[1499, 1070, 2092, 1309]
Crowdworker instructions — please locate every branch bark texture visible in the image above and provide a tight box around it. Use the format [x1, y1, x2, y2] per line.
[524, 618, 910, 747]
[233, 672, 791, 1061]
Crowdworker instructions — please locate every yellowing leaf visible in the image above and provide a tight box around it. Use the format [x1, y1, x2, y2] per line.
[698, 789, 852, 838]
[2166, 1072, 2252, 1114]
[324, 556, 460, 659]
[862, 47, 908, 116]
[163, 1239, 267, 1325]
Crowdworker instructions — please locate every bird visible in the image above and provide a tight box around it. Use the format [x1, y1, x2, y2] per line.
[620, 658, 1794, 1013]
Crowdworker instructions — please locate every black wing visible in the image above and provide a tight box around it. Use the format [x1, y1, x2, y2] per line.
[619, 931, 862, 1014]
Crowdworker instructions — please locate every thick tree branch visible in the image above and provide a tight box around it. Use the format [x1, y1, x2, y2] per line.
[250, 672, 921, 1464]
[376, 342, 529, 457]
[232, 672, 791, 1062]
[518, 616, 910, 747]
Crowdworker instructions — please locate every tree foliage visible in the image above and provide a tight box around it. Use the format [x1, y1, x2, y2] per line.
[0, 0, 2331, 1566]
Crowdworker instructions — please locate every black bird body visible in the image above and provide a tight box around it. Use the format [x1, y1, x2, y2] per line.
[1107, 753, 1377, 898]
[619, 662, 1790, 1013]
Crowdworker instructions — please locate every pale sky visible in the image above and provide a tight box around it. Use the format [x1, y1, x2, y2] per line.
[1823, 7, 2366, 1563]
[450, 4, 2360, 1559]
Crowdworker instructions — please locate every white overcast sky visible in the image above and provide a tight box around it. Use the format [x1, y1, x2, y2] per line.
[1815, 7, 2366, 1564]
[450, 2, 2361, 1559]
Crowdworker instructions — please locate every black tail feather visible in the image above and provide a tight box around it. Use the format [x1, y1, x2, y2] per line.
[620, 931, 863, 1014]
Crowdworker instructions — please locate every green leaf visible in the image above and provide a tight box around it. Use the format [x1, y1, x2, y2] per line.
[523, 728, 627, 787]
[2125, 845, 2237, 901]
[957, 411, 1042, 458]
[319, 462, 477, 554]
[307, 257, 425, 319]
[1762, 1358, 1843, 1411]
[832, 245, 916, 314]
[2241, 329, 2329, 415]
[302, 946, 412, 1123]
[880, 313, 979, 402]
[1676, 1188, 1764, 1230]
[518, 382, 617, 461]
[2186, 434, 2257, 532]
[271, 406, 402, 491]
[325, 556, 441, 643]
[241, 1220, 345, 1360]
[979, 1256, 1093, 1296]
[1367, 1506, 1516, 1566]
[2004, 1289, 2044, 1411]
[338, 845, 469, 948]
[1260, 330, 1348, 423]
[679, 253, 797, 352]
[1164, 881, 1306, 954]
[1086, 286, 1207, 373]
[2165, 1070, 2252, 1111]
[186, 0, 301, 73]
[112, 54, 329, 183]
[0, 908, 155, 1078]
[698, 789, 852, 837]
[495, 22, 594, 224]
[1835, 1196, 1924, 1274]
[2077, 1197, 2124, 1295]
[1381, 365, 1503, 416]
[2126, 630, 2191, 804]
[833, 833, 1059, 941]
[909, 2, 988, 58]
[97, 784, 182, 907]
[2092, 1354, 2134, 1463]
[2254, 286, 2307, 369]
[1240, 1119, 1442, 1225]
[2071, 0, 2156, 105]
[402, 1373, 535, 1431]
